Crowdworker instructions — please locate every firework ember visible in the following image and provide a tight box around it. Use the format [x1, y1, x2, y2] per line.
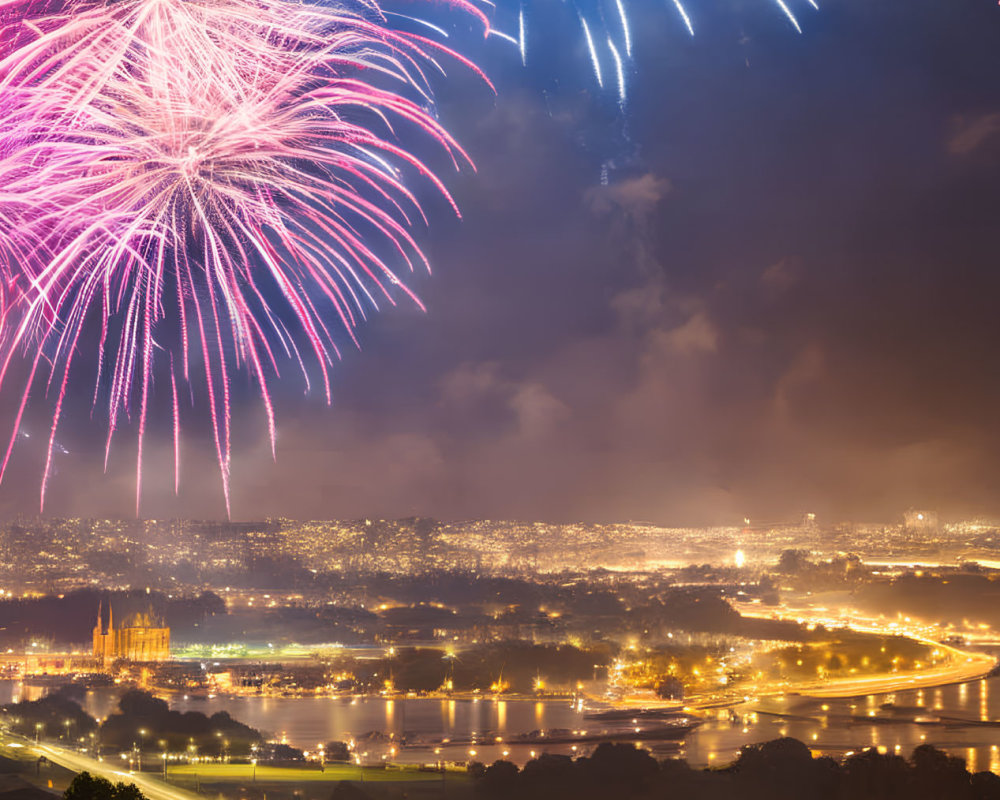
[0, 0, 488, 514]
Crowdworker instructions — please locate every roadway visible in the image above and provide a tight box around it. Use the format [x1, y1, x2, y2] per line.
[25, 741, 201, 800]
[733, 601, 998, 699]
[607, 603, 998, 710]
[787, 654, 996, 698]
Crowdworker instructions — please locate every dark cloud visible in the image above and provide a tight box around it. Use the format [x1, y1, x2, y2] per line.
[947, 112, 1000, 156]
[583, 173, 672, 222]
[2, 0, 1000, 524]
[759, 258, 800, 292]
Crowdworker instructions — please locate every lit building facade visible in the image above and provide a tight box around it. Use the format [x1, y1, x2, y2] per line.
[92, 603, 170, 664]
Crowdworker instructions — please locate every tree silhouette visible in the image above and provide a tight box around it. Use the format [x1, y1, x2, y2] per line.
[63, 773, 146, 800]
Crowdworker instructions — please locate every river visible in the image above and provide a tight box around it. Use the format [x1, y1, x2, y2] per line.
[6, 679, 1000, 770]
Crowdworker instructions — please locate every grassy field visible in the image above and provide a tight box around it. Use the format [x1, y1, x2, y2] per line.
[162, 762, 474, 800]
[164, 763, 462, 784]
[0, 738, 474, 800]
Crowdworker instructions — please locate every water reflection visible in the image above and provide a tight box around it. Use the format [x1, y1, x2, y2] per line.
[5, 674, 1000, 769]
[683, 675, 1000, 772]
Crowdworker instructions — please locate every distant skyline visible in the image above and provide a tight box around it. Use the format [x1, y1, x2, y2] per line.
[1, 0, 999, 524]
[0, 510, 979, 527]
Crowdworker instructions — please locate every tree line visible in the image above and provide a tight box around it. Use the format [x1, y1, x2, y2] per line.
[471, 737, 1000, 800]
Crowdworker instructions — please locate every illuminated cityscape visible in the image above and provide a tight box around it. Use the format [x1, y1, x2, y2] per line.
[3, 513, 1000, 797]
[1, 0, 1000, 798]
[6, 513, 1000, 593]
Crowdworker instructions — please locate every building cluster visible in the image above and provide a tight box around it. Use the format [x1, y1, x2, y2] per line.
[0, 514, 998, 597]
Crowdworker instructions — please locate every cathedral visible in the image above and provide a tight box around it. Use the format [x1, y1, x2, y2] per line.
[92, 602, 170, 664]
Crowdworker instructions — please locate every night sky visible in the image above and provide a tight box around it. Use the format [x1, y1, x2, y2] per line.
[4, 0, 1000, 524]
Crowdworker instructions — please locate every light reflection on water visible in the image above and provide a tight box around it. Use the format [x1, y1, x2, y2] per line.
[682, 676, 1000, 772]
[5, 677, 1000, 769]
[163, 692, 590, 764]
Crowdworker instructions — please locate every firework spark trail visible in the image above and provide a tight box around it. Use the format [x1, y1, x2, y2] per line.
[580, 15, 603, 88]
[384, 10, 451, 38]
[615, 0, 631, 57]
[0, 0, 488, 514]
[490, 0, 816, 98]
[774, 0, 803, 33]
[607, 36, 625, 103]
[672, 0, 695, 36]
[518, 3, 525, 65]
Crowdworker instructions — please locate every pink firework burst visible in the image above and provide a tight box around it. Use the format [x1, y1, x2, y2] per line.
[0, 0, 489, 514]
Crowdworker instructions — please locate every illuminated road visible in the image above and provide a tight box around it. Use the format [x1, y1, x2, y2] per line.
[787, 646, 996, 698]
[733, 602, 997, 699]
[28, 742, 201, 800]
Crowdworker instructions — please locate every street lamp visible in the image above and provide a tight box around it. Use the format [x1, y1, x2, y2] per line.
[137, 729, 147, 772]
[250, 758, 257, 783]
[187, 741, 200, 793]
[34, 723, 42, 743]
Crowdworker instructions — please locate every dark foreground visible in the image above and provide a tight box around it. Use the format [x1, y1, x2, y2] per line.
[470, 737, 1000, 800]
[17, 736, 1000, 800]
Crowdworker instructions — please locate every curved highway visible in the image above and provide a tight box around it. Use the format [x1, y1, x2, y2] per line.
[734, 602, 997, 699]
[27, 742, 201, 800]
